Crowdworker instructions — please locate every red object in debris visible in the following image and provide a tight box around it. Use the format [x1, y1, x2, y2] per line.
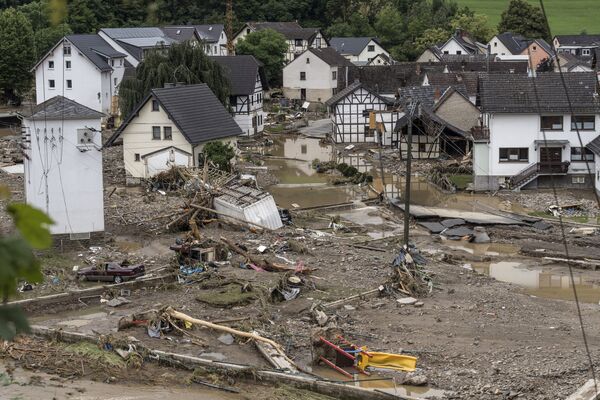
[319, 356, 353, 378]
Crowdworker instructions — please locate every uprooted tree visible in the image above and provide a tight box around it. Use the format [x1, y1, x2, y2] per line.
[203, 141, 236, 172]
[0, 185, 52, 340]
[118, 41, 231, 118]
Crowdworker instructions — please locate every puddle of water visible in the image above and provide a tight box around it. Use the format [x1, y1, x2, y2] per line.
[313, 366, 446, 399]
[329, 206, 404, 239]
[472, 261, 600, 303]
[444, 242, 521, 256]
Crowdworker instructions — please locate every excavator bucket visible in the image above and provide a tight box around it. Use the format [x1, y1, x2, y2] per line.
[356, 350, 418, 372]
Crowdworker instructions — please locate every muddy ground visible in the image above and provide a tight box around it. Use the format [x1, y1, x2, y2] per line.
[1, 132, 600, 399]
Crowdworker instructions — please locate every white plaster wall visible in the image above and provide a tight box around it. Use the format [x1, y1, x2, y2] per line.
[488, 36, 513, 56]
[110, 57, 126, 94]
[36, 39, 104, 113]
[145, 148, 192, 176]
[121, 98, 193, 179]
[440, 38, 467, 55]
[488, 113, 599, 176]
[356, 40, 389, 63]
[23, 117, 104, 234]
[473, 142, 491, 177]
[283, 51, 336, 97]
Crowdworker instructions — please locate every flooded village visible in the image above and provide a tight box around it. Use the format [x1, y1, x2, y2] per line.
[2, 2, 600, 400]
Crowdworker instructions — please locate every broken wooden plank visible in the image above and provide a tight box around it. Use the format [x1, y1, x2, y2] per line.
[323, 286, 384, 309]
[254, 330, 299, 373]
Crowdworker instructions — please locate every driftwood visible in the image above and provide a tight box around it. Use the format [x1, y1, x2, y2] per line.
[322, 286, 384, 309]
[253, 331, 299, 373]
[164, 307, 299, 371]
[219, 236, 312, 273]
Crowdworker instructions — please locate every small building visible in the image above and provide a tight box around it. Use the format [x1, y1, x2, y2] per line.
[163, 24, 229, 55]
[210, 55, 268, 136]
[474, 72, 600, 191]
[554, 34, 600, 57]
[98, 27, 175, 67]
[105, 84, 243, 182]
[417, 29, 487, 61]
[32, 34, 126, 116]
[324, 81, 400, 145]
[21, 96, 105, 237]
[283, 47, 351, 103]
[233, 21, 328, 62]
[329, 37, 391, 65]
[488, 32, 553, 71]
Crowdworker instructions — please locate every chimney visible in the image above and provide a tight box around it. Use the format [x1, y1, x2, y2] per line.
[434, 87, 441, 103]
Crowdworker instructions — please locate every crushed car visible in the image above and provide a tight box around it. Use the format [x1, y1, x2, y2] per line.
[76, 261, 145, 283]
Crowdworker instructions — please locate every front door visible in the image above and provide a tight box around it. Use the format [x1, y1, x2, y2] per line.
[539, 147, 562, 172]
[300, 89, 306, 101]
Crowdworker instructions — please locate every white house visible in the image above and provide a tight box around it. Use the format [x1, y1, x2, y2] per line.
[22, 96, 105, 237]
[329, 37, 391, 65]
[233, 22, 327, 62]
[586, 136, 600, 196]
[554, 34, 600, 57]
[98, 27, 175, 67]
[163, 24, 229, 55]
[324, 81, 400, 145]
[283, 47, 350, 103]
[32, 34, 126, 116]
[104, 84, 243, 182]
[474, 72, 600, 191]
[417, 29, 487, 62]
[210, 55, 267, 135]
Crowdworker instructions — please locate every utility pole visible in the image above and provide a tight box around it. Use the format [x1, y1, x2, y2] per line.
[226, 0, 234, 54]
[403, 101, 416, 248]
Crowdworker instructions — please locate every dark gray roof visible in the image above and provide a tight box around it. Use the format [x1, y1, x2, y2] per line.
[115, 37, 173, 62]
[444, 59, 528, 73]
[107, 84, 242, 146]
[424, 72, 480, 98]
[394, 105, 469, 137]
[479, 72, 600, 114]
[307, 47, 351, 66]
[245, 22, 320, 41]
[210, 55, 266, 95]
[325, 81, 393, 107]
[442, 30, 483, 54]
[65, 34, 125, 71]
[337, 63, 446, 94]
[495, 32, 528, 54]
[555, 35, 600, 47]
[533, 39, 553, 55]
[396, 85, 467, 109]
[161, 26, 197, 42]
[193, 24, 224, 43]
[330, 37, 380, 56]
[101, 27, 167, 39]
[586, 136, 600, 154]
[23, 96, 104, 120]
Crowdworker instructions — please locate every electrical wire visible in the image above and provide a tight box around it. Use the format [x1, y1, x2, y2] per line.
[526, 2, 598, 393]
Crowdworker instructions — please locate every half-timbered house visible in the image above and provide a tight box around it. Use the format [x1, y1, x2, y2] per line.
[211, 55, 267, 136]
[324, 81, 400, 145]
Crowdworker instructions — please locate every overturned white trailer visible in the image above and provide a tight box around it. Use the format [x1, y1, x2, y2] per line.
[213, 181, 283, 230]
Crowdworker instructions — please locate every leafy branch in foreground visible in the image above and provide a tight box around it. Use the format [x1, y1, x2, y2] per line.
[0, 186, 52, 340]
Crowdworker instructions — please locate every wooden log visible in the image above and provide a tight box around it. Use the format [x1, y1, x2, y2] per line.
[254, 331, 299, 373]
[219, 236, 305, 273]
[322, 286, 384, 310]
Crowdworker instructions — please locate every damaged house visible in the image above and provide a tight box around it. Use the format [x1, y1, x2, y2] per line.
[474, 72, 600, 191]
[210, 55, 268, 136]
[105, 84, 242, 183]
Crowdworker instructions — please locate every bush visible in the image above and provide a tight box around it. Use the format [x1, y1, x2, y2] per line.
[336, 163, 349, 175]
[203, 141, 235, 171]
[343, 166, 358, 177]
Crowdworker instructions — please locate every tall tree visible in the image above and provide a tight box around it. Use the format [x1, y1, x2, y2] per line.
[67, 0, 98, 33]
[498, 0, 550, 40]
[235, 29, 287, 87]
[119, 41, 230, 117]
[450, 13, 495, 43]
[414, 27, 449, 53]
[327, 14, 375, 38]
[0, 8, 34, 104]
[34, 22, 71, 56]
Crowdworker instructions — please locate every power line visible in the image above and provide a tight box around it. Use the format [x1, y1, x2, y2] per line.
[528, 2, 598, 394]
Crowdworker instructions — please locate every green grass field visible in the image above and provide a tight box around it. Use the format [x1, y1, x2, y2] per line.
[456, 0, 600, 35]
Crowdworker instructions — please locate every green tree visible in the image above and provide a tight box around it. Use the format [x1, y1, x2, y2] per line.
[203, 141, 236, 171]
[67, 0, 98, 33]
[34, 22, 71, 56]
[0, 186, 52, 341]
[119, 41, 230, 117]
[374, 4, 402, 48]
[414, 27, 450, 53]
[326, 14, 375, 37]
[450, 13, 494, 42]
[235, 29, 287, 87]
[497, 0, 550, 40]
[0, 8, 35, 104]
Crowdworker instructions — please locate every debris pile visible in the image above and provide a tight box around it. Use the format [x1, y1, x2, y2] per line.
[390, 247, 433, 296]
[0, 135, 22, 164]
